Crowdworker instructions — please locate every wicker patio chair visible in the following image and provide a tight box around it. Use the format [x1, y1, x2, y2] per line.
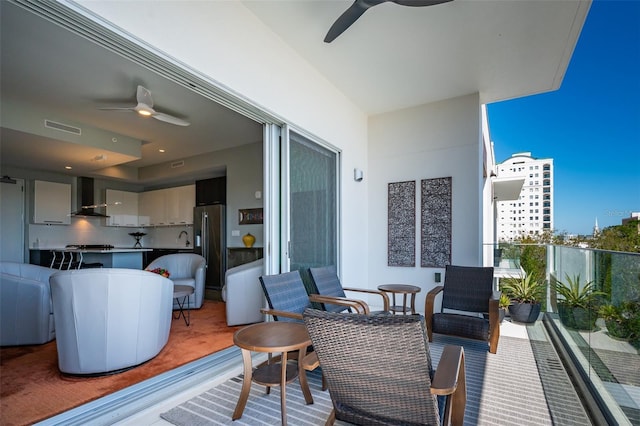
[259, 270, 365, 391]
[302, 308, 466, 426]
[308, 265, 390, 315]
[260, 270, 369, 322]
[425, 265, 500, 354]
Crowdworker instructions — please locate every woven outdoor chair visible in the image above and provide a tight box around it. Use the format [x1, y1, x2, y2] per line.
[308, 265, 390, 315]
[259, 270, 365, 391]
[259, 270, 370, 322]
[425, 265, 500, 354]
[303, 308, 466, 426]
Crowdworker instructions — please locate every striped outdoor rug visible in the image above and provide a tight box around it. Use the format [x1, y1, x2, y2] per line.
[161, 334, 590, 425]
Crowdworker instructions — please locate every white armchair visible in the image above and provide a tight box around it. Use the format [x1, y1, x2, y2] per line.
[1, 262, 57, 346]
[222, 258, 264, 326]
[146, 253, 206, 309]
[49, 268, 173, 375]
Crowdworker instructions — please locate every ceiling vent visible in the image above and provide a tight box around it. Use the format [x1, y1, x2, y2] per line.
[44, 119, 82, 135]
[171, 160, 185, 169]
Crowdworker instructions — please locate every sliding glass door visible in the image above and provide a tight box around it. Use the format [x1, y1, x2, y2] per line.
[281, 129, 338, 285]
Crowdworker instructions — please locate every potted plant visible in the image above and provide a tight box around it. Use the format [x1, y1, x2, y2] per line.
[599, 301, 640, 342]
[498, 293, 510, 323]
[501, 273, 544, 323]
[553, 274, 604, 331]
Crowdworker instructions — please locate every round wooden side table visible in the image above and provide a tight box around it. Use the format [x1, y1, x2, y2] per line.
[232, 321, 313, 425]
[377, 284, 421, 315]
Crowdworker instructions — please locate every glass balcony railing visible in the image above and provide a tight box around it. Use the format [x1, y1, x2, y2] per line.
[488, 243, 640, 424]
[547, 245, 640, 424]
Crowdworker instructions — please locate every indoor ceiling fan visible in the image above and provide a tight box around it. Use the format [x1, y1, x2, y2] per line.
[99, 85, 190, 126]
[324, 0, 453, 43]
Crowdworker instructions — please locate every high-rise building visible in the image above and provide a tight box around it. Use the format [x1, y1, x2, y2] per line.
[496, 152, 554, 241]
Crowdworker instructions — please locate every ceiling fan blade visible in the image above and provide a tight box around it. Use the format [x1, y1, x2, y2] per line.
[97, 106, 135, 112]
[152, 112, 190, 127]
[392, 0, 452, 6]
[324, 0, 386, 43]
[136, 85, 154, 108]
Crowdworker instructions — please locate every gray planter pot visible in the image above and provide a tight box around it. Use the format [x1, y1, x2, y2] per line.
[509, 302, 541, 323]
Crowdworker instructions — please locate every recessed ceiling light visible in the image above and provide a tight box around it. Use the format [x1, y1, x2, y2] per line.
[159, 149, 166, 153]
[65, 166, 72, 170]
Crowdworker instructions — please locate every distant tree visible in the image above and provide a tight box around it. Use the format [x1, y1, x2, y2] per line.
[592, 220, 640, 253]
[514, 235, 547, 282]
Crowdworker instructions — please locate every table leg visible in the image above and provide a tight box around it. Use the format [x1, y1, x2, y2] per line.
[410, 292, 417, 314]
[402, 293, 408, 314]
[298, 346, 313, 405]
[280, 351, 288, 426]
[173, 295, 191, 326]
[232, 348, 254, 420]
[391, 293, 397, 315]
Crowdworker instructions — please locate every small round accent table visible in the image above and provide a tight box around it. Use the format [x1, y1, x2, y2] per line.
[232, 321, 313, 425]
[173, 285, 194, 326]
[377, 284, 421, 315]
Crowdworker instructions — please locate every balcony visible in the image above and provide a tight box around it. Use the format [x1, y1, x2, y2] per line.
[493, 243, 640, 424]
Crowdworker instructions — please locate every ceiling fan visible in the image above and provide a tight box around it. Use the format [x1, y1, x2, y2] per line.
[99, 85, 190, 126]
[324, 0, 453, 43]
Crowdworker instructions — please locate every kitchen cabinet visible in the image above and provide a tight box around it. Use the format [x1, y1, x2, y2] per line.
[196, 177, 226, 206]
[106, 189, 139, 227]
[139, 190, 165, 226]
[33, 180, 71, 225]
[166, 185, 195, 225]
[139, 185, 194, 226]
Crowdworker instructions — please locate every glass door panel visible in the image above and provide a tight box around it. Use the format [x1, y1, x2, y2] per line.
[284, 130, 338, 290]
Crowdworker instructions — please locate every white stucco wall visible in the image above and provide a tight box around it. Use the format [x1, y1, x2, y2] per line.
[368, 93, 483, 312]
[72, 0, 370, 281]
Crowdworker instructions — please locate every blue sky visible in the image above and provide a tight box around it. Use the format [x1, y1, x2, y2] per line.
[487, 0, 640, 236]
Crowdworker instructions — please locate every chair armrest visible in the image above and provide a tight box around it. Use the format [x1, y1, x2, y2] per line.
[488, 291, 500, 354]
[260, 308, 303, 321]
[301, 352, 320, 371]
[309, 294, 370, 314]
[425, 285, 444, 306]
[431, 345, 466, 426]
[342, 287, 390, 312]
[425, 286, 444, 341]
[431, 345, 464, 395]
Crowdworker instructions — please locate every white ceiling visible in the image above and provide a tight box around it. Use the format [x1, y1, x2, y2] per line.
[0, 0, 589, 185]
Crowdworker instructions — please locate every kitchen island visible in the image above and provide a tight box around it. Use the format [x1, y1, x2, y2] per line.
[30, 247, 152, 270]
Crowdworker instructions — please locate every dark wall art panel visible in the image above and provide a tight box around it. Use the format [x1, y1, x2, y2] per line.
[388, 180, 416, 267]
[421, 177, 452, 267]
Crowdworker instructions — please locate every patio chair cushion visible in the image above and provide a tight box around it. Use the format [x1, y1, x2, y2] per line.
[432, 313, 489, 341]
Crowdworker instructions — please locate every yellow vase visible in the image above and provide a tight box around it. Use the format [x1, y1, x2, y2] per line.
[242, 233, 256, 248]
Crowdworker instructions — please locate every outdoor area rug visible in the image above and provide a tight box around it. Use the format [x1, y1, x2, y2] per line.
[161, 333, 589, 425]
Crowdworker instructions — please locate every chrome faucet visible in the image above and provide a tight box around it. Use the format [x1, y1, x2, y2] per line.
[178, 230, 191, 247]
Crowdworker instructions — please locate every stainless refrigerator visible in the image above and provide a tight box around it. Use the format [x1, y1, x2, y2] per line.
[193, 205, 226, 290]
